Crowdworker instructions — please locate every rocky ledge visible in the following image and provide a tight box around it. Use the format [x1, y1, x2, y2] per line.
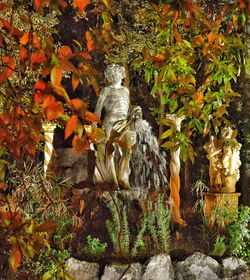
[66, 252, 249, 280]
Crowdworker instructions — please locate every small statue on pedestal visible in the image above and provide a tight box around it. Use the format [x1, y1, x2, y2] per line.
[204, 127, 242, 193]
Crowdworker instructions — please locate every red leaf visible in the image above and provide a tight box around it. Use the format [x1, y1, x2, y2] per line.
[72, 73, 80, 91]
[34, 80, 46, 91]
[85, 31, 95, 52]
[85, 111, 101, 124]
[0, 33, 5, 47]
[73, 0, 89, 13]
[31, 51, 46, 64]
[65, 115, 78, 139]
[72, 135, 89, 154]
[9, 246, 22, 272]
[58, 46, 73, 59]
[2, 20, 23, 38]
[0, 3, 11, 12]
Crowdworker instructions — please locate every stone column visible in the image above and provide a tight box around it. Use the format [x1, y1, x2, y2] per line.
[42, 123, 56, 177]
[165, 114, 186, 225]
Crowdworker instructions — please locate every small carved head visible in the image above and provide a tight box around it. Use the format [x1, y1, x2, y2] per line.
[104, 64, 126, 83]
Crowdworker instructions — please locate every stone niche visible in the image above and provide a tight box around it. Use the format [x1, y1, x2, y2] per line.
[51, 148, 96, 187]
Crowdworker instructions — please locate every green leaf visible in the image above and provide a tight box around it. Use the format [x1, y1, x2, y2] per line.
[145, 69, 152, 84]
[160, 129, 173, 140]
[151, 83, 160, 96]
[42, 271, 52, 280]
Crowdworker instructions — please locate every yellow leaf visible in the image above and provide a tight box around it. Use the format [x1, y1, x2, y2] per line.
[160, 129, 173, 140]
[50, 67, 62, 86]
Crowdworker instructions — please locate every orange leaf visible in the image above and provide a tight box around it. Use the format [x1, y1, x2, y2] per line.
[9, 246, 22, 272]
[45, 102, 64, 121]
[35, 221, 56, 232]
[174, 11, 179, 21]
[195, 92, 204, 105]
[72, 135, 89, 155]
[71, 98, 87, 111]
[162, 4, 170, 16]
[19, 47, 28, 61]
[51, 67, 62, 86]
[79, 51, 92, 60]
[65, 115, 78, 139]
[239, 1, 246, 10]
[73, 0, 89, 13]
[31, 51, 46, 64]
[2, 56, 15, 78]
[0, 182, 5, 189]
[85, 31, 95, 52]
[33, 92, 45, 104]
[34, 0, 48, 11]
[58, 46, 73, 59]
[20, 32, 29, 45]
[72, 73, 80, 91]
[208, 32, 216, 44]
[43, 95, 56, 109]
[85, 111, 101, 124]
[154, 54, 166, 62]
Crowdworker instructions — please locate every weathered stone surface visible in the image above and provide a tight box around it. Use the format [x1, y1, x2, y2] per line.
[101, 263, 142, 280]
[66, 258, 99, 280]
[222, 257, 250, 280]
[52, 148, 95, 185]
[142, 254, 175, 280]
[175, 252, 221, 280]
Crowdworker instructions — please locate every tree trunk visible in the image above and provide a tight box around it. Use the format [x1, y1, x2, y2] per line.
[241, 19, 250, 206]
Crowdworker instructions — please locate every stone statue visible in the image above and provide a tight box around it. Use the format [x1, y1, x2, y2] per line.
[221, 127, 242, 192]
[95, 64, 130, 139]
[165, 114, 186, 226]
[204, 127, 242, 193]
[94, 64, 132, 189]
[203, 135, 223, 192]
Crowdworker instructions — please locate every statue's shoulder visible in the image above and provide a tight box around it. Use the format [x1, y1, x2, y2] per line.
[121, 86, 129, 94]
[99, 87, 110, 96]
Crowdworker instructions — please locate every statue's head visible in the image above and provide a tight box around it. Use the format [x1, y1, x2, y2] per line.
[104, 64, 126, 83]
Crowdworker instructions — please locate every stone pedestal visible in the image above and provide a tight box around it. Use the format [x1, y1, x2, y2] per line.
[204, 192, 241, 227]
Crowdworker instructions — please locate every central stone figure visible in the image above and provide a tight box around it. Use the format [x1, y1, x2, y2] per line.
[95, 64, 130, 139]
[94, 64, 136, 190]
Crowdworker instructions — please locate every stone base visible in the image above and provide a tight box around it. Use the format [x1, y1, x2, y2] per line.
[204, 192, 241, 227]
